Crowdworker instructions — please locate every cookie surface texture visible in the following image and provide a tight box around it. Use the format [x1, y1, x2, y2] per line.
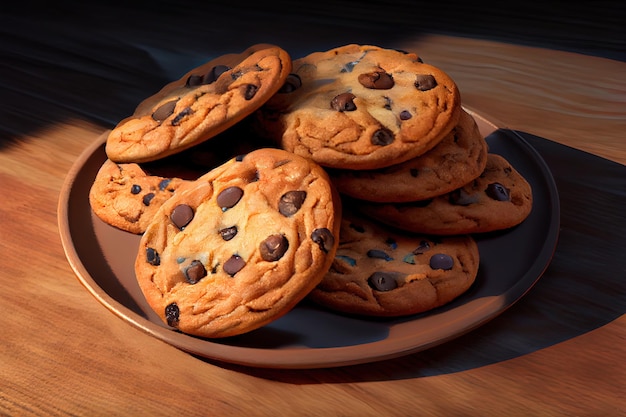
[257, 44, 461, 170]
[329, 109, 488, 202]
[106, 44, 292, 163]
[89, 159, 192, 234]
[308, 208, 480, 317]
[135, 148, 342, 338]
[358, 154, 533, 235]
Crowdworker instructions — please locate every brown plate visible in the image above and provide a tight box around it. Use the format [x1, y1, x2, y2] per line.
[57, 108, 560, 369]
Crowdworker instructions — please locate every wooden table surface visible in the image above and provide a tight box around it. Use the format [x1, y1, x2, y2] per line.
[2, 3, 625, 416]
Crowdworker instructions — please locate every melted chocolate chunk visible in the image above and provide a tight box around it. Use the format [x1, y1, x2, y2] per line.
[165, 303, 180, 327]
[204, 65, 230, 84]
[217, 186, 244, 210]
[279, 74, 302, 93]
[184, 260, 207, 284]
[371, 128, 394, 146]
[414, 74, 437, 91]
[358, 71, 394, 89]
[486, 182, 510, 201]
[219, 226, 238, 241]
[278, 190, 307, 217]
[170, 204, 194, 230]
[367, 249, 393, 261]
[429, 253, 454, 270]
[243, 84, 258, 100]
[368, 271, 400, 291]
[152, 100, 177, 122]
[223, 255, 246, 276]
[260, 234, 289, 262]
[311, 228, 335, 253]
[331, 93, 357, 112]
[130, 184, 141, 194]
[142, 193, 155, 206]
[158, 178, 172, 191]
[146, 247, 160, 266]
[449, 188, 480, 206]
[399, 110, 413, 120]
[171, 107, 193, 126]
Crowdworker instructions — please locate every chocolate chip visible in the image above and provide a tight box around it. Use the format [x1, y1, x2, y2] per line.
[336, 255, 357, 267]
[219, 226, 238, 241]
[413, 240, 431, 255]
[204, 65, 231, 84]
[184, 260, 206, 284]
[223, 254, 246, 276]
[385, 238, 398, 250]
[414, 74, 437, 91]
[371, 128, 394, 146]
[170, 204, 194, 230]
[358, 71, 394, 89]
[449, 188, 479, 206]
[279, 74, 302, 93]
[243, 84, 258, 100]
[152, 100, 177, 122]
[430, 253, 454, 270]
[486, 182, 510, 201]
[409, 168, 419, 177]
[130, 184, 141, 194]
[217, 186, 244, 210]
[399, 110, 413, 120]
[260, 234, 289, 262]
[165, 303, 179, 327]
[278, 190, 307, 217]
[146, 247, 160, 266]
[158, 179, 172, 191]
[331, 93, 357, 112]
[171, 107, 193, 126]
[311, 228, 335, 253]
[383, 96, 392, 110]
[368, 271, 400, 291]
[185, 74, 204, 87]
[367, 249, 393, 261]
[142, 193, 155, 206]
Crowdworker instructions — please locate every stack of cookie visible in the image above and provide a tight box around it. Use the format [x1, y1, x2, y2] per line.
[88, 43, 532, 337]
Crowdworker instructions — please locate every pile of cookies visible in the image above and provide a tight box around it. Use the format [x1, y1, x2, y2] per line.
[88, 43, 532, 338]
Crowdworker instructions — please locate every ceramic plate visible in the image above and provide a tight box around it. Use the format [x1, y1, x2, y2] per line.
[58, 108, 560, 369]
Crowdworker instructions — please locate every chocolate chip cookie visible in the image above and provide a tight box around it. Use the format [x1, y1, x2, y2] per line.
[329, 108, 488, 202]
[255, 44, 462, 170]
[357, 154, 533, 235]
[308, 208, 480, 317]
[106, 44, 292, 163]
[135, 148, 341, 338]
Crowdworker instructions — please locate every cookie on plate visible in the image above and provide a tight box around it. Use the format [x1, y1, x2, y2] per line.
[106, 44, 292, 163]
[89, 159, 193, 234]
[308, 208, 480, 317]
[358, 154, 533, 235]
[135, 148, 341, 338]
[329, 108, 488, 202]
[255, 44, 462, 170]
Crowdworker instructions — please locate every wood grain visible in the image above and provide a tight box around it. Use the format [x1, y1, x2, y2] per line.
[1, 5, 625, 415]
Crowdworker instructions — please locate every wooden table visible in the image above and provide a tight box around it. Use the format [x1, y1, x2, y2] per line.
[2, 4, 625, 416]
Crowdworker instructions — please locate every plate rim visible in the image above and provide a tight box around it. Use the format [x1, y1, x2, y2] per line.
[57, 107, 560, 369]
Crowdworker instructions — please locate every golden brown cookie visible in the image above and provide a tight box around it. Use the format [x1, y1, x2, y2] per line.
[328, 109, 488, 202]
[308, 207, 480, 317]
[255, 44, 462, 170]
[106, 44, 292, 163]
[89, 159, 193, 234]
[357, 154, 533, 235]
[135, 148, 342, 338]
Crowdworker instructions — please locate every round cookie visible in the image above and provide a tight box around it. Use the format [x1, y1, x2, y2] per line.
[357, 154, 533, 235]
[106, 44, 292, 163]
[329, 108, 488, 202]
[308, 208, 480, 317]
[135, 148, 342, 338]
[255, 44, 462, 170]
[89, 159, 193, 234]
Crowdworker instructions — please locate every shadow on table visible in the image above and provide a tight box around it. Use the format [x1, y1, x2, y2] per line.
[215, 133, 626, 383]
